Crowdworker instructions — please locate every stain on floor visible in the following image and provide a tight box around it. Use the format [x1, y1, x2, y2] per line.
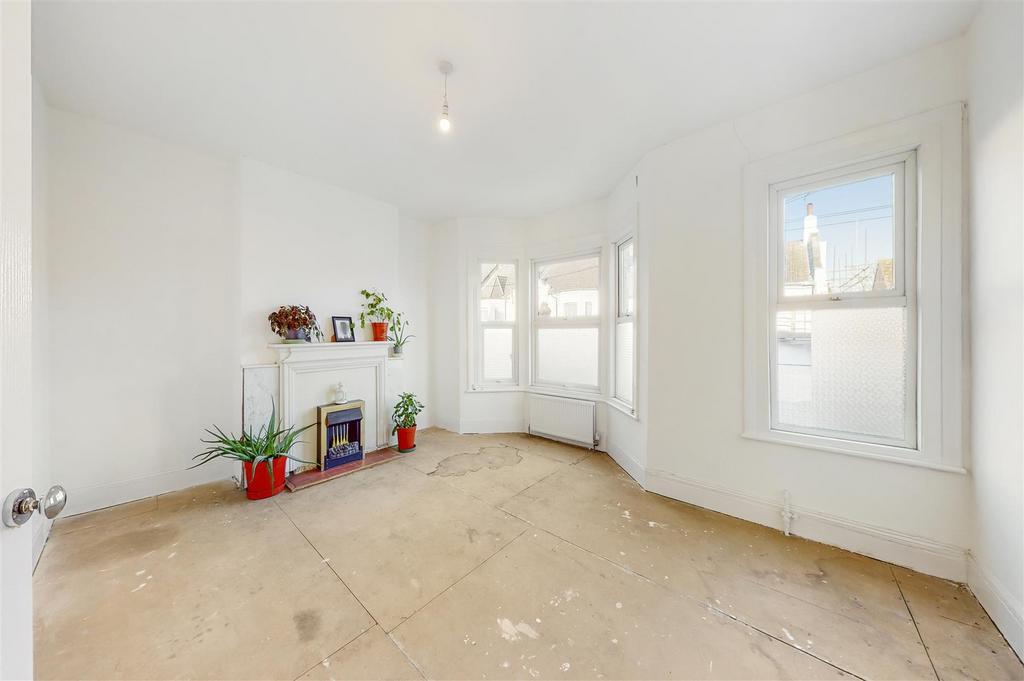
[81, 525, 181, 566]
[428, 445, 523, 477]
[292, 609, 322, 642]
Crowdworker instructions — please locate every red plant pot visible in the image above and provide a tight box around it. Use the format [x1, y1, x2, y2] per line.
[370, 322, 388, 342]
[396, 426, 417, 453]
[244, 457, 286, 500]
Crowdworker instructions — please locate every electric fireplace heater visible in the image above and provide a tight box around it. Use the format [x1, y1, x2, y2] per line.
[317, 400, 365, 470]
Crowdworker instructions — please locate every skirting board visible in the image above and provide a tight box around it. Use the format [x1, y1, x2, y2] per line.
[606, 444, 646, 486]
[968, 554, 1024, 659]
[63, 463, 236, 517]
[460, 417, 527, 434]
[645, 467, 967, 582]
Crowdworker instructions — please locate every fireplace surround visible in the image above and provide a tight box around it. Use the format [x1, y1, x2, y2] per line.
[262, 341, 392, 473]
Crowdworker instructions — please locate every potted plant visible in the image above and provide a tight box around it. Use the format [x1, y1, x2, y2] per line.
[191, 403, 314, 500]
[388, 313, 415, 356]
[269, 305, 325, 343]
[391, 392, 425, 452]
[359, 289, 394, 342]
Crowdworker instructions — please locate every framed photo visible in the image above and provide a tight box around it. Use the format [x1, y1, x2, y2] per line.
[332, 316, 355, 342]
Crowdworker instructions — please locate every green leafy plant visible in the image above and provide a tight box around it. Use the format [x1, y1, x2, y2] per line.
[388, 313, 415, 351]
[358, 289, 395, 328]
[391, 392, 425, 433]
[190, 402, 315, 490]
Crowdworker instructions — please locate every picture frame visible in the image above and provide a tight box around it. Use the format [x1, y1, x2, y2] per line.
[332, 316, 356, 342]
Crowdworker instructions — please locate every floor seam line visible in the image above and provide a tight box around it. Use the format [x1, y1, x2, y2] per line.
[385, 630, 430, 680]
[290, 625, 378, 681]
[704, 602, 868, 680]
[492, 462, 571, 509]
[272, 497, 385, 681]
[492, 451, 608, 514]
[273, 497, 378, 626]
[737, 574, 892, 629]
[498, 510, 870, 680]
[892, 564, 942, 681]
[385, 526, 531, 636]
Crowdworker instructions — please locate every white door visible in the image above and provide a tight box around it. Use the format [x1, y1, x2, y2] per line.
[1, 1, 38, 678]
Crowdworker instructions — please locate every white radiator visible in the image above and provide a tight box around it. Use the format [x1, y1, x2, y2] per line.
[528, 394, 597, 447]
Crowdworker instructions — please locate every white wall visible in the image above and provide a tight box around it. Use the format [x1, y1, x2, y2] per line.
[31, 80, 53, 563]
[639, 38, 972, 579]
[966, 0, 1023, 657]
[43, 107, 433, 515]
[447, 41, 976, 568]
[428, 219, 461, 432]
[394, 216, 433, 429]
[46, 108, 241, 515]
[239, 159, 399, 363]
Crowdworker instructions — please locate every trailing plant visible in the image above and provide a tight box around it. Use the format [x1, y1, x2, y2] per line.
[388, 313, 415, 351]
[268, 305, 324, 342]
[391, 392, 425, 433]
[190, 402, 315, 490]
[358, 289, 395, 327]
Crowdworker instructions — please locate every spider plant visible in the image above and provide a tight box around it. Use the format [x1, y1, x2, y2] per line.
[191, 402, 315, 490]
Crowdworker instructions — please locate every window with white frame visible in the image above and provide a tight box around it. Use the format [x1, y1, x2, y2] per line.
[614, 237, 636, 406]
[769, 152, 917, 449]
[533, 253, 601, 391]
[477, 262, 517, 384]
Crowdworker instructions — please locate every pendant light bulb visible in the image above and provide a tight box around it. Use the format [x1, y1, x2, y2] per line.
[438, 60, 453, 134]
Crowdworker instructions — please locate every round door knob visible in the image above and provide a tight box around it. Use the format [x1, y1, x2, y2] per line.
[3, 488, 36, 527]
[2, 485, 68, 527]
[41, 485, 67, 519]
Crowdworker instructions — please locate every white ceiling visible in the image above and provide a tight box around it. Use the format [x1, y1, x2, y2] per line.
[33, 1, 978, 221]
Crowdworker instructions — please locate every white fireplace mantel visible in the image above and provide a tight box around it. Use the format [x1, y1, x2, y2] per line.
[269, 340, 391, 357]
[269, 341, 392, 471]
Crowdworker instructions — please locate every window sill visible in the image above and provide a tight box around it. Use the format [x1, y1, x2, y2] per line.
[528, 384, 602, 402]
[467, 385, 523, 394]
[464, 386, 640, 420]
[741, 430, 966, 474]
[606, 398, 638, 420]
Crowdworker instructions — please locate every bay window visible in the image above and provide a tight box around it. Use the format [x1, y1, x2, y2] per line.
[477, 262, 517, 385]
[614, 237, 636, 407]
[532, 253, 601, 391]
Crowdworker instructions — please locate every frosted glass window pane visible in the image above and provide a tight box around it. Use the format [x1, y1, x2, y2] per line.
[782, 173, 896, 297]
[618, 240, 635, 317]
[537, 327, 599, 387]
[615, 321, 634, 403]
[482, 327, 514, 381]
[480, 263, 515, 322]
[536, 256, 599, 319]
[775, 307, 908, 441]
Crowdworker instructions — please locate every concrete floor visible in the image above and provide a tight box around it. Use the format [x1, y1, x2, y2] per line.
[35, 429, 1022, 680]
